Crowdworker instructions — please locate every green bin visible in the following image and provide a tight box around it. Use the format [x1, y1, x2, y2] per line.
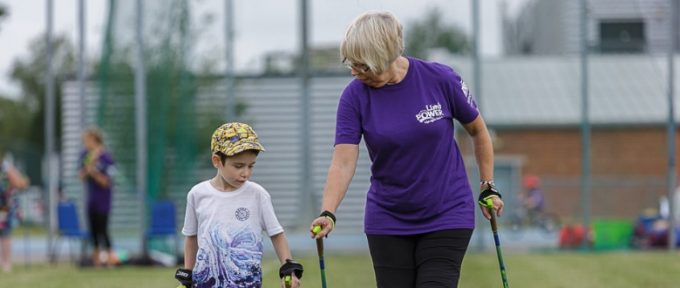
[593, 219, 633, 250]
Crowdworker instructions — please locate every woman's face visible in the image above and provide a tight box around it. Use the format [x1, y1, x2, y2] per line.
[347, 62, 394, 88]
[82, 133, 97, 150]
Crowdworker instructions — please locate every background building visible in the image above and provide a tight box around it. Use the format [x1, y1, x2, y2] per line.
[503, 0, 680, 55]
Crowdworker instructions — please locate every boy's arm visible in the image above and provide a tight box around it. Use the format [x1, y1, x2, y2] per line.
[184, 235, 198, 269]
[270, 232, 292, 264]
[271, 232, 303, 288]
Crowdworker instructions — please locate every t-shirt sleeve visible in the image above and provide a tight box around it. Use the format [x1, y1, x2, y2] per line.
[259, 190, 284, 236]
[334, 85, 362, 145]
[181, 191, 198, 236]
[448, 71, 480, 124]
[101, 152, 117, 179]
[96, 152, 114, 175]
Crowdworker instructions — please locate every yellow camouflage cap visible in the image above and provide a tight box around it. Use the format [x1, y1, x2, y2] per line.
[211, 122, 265, 156]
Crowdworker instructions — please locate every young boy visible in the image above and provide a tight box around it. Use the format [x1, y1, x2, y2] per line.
[175, 122, 303, 288]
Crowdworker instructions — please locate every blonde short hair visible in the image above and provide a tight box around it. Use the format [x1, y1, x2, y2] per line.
[83, 127, 104, 145]
[340, 11, 404, 74]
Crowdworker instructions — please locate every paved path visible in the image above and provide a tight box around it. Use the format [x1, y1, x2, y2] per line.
[8, 227, 557, 265]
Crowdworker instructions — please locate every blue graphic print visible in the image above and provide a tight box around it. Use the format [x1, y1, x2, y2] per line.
[193, 224, 263, 287]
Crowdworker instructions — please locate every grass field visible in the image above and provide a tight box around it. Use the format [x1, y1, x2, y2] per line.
[1, 251, 678, 287]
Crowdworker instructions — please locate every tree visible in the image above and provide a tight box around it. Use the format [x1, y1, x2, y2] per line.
[0, 98, 31, 155]
[94, 0, 248, 199]
[9, 34, 76, 183]
[405, 8, 470, 59]
[0, 3, 7, 31]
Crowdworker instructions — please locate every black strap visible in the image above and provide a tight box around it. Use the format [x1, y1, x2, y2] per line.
[320, 210, 336, 224]
[175, 268, 193, 287]
[478, 187, 502, 205]
[279, 259, 304, 279]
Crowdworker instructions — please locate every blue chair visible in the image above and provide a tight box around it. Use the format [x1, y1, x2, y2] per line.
[145, 200, 179, 257]
[53, 201, 89, 263]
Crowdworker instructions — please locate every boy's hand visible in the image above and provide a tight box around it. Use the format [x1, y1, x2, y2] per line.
[279, 259, 303, 288]
[280, 274, 300, 288]
[175, 268, 193, 288]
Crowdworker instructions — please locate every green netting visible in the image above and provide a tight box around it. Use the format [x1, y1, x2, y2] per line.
[96, 0, 202, 202]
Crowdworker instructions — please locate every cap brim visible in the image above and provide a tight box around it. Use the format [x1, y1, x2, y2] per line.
[226, 141, 265, 156]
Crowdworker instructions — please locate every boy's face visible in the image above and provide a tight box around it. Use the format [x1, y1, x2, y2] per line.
[212, 150, 258, 191]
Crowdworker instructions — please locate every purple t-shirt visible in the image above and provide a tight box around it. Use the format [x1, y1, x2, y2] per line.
[335, 57, 480, 235]
[80, 150, 115, 214]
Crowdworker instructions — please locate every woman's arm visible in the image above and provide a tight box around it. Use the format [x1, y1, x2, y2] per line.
[462, 115, 504, 218]
[321, 144, 359, 213]
[3, 162, 29, 190]
[463, 115, 494, 182]
[310, 144, 359, 238]
[85, 164, 111, 188]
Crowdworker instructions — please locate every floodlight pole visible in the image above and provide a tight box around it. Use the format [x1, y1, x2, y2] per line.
[224, 0, 235, 121]
[300, 0, 313, 226]
[78, 0, 86, 129]
[135, 0, 148, 257]
[45, 0, 58, 263]
[472, 0, 486, 252]
[667, 0, 678, 251]
[579, 0, 592, 249]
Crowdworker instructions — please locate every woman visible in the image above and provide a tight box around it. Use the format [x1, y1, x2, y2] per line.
[309, 11, 504, 287]
[80, 128, 116, 267]
[0, 154, 29, 273]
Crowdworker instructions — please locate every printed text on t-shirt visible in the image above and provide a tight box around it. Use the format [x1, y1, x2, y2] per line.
[416, 103, 444, 124]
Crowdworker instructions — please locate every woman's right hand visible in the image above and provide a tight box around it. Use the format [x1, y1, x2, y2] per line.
[310, 216, 334, 239]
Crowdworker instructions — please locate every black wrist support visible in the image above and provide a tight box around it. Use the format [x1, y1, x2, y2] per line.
[320, 210, 336, 224]
[279, 259, 304, 279]
[478, 187, 502, 205]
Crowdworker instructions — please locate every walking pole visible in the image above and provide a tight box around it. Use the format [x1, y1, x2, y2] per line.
[312, 225, 328, 288]
[486, 198, 510, 288]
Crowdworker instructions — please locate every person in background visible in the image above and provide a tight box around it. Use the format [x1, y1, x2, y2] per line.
[308, 11, 503, 287]
[79, 127, 117, 267]
[0, 152, 29, 272]
[521, 175, 545, 222]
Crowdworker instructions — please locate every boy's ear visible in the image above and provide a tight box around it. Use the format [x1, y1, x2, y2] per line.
[211, 154, 222, 168]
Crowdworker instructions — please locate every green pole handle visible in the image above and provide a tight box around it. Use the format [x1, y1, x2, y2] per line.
[485, 198, 494, 209]
[485, 198, 499, 232]
[285, 275, 292, 288]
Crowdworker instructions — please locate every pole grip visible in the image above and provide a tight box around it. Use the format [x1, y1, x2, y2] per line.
[485, 198, 498, 232]
[316, 238, 324, 257]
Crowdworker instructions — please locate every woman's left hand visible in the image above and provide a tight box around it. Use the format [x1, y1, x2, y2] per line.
[85, 164, 97, 175]
[479, 196, 504, 220]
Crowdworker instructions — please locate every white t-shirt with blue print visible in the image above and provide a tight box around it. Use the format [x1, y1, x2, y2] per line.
[182, 180, 284, 288]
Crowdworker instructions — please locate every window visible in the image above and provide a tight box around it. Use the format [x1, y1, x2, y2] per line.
[599, 20, 645, 53]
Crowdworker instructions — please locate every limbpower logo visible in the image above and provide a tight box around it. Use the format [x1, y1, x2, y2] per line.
[415, 103, 444, 124]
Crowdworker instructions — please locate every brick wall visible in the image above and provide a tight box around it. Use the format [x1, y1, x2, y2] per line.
[458, 126, 679, 219]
